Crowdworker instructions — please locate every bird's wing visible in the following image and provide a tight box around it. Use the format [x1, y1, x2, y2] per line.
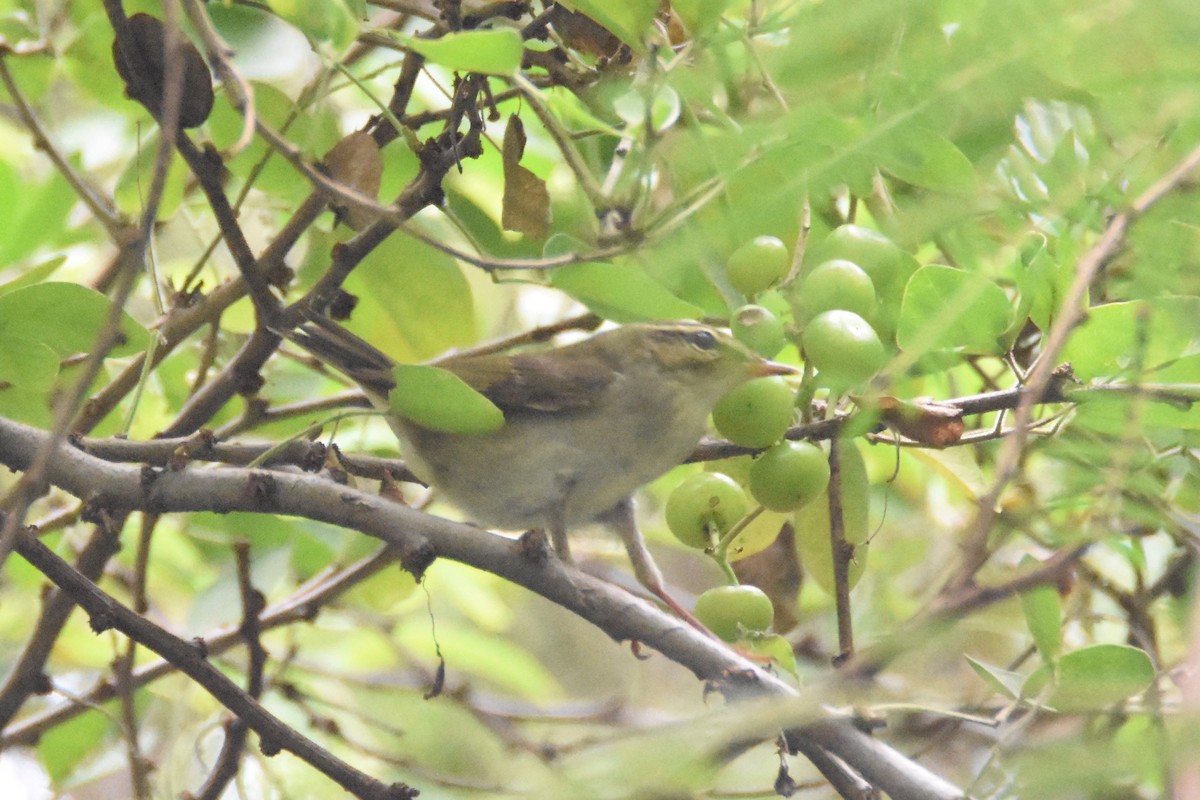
[446, 349, 618, 414]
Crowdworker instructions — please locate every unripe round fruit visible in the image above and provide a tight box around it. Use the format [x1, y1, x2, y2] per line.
[665, 473, 748, 549]
[731, 304, 788, 358]
[817, 225, 914, 343]
[795, 259, 877, 323]
[712, 376, 795, 448]
[802, 310, 886, 387]
[727, 236, 789, 296]
[820, 225, 902, 288]
[694, 584, 774, 642]
[749, 440, 830, 511]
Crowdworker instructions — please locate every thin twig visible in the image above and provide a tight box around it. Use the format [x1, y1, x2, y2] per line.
[945, 142, 1200, 592]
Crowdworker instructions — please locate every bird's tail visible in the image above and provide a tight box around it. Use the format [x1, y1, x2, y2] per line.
[287, 315, 397, 399]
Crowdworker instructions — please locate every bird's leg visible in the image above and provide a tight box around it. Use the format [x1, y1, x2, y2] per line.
[602, 498, 710, 635]
[548, 499, 573, 565]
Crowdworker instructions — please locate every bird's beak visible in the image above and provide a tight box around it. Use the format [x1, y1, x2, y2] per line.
[753, 359, 800, 377]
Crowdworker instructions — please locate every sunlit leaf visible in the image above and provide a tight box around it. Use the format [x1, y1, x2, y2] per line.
[672, 0, 733, 37]
[37, 706, 112, 781]
[746, 632, 798, 677]
[793, 439, 869, 596]
[346, 234, 477, 361]
[729, 509, 791, 561]
[396, 28, 524, 75]
[390, 364, 505, 434]
[550, 262, 705, 323]
[0, 165, 77, 266]
[1061, 297, 1200, 381]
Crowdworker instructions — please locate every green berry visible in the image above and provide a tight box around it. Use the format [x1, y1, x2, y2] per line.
[749, 440, 830, 511]
[728, 236, 790, 296]
[731, 304, 788, 358]
[694, 584, 774, 642]
[802, 310, 886, 388]
[666, 473, 748, 549]
[795, 259, 877, 323]
[713, 376, 795, 448]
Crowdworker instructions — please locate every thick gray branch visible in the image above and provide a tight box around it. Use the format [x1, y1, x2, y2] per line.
[0, 415, 964, 800]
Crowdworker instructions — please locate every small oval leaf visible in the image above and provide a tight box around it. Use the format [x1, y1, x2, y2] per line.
[873, 127, 975, 193]
[390, 364, 505, 434]
[897, 265, 1013, 356]
[1021, 579, 1063, 663]
[550, 262, 705, 323]
[0, 282, 151, 358]
[1049, 643, 1155, 712]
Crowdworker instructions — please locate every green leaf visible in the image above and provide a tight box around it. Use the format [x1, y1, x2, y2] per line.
[0, 164, 78, 266]
[897, 265, 1013, 355]
[1023, 662, 1053, 702]
[390, 365, 505, 434]
[0, 333, 58, 392]
[396, 28, 524, 75]
[114, 133, 187, 219]
[0, 282, 151, 358]
[671, 0, 733, 37]
[966, 655, 1024, 700]
[394, 614, 564, 700]
[1060, 297, 1200, 381]
[873, 127, 976, 193]
[550, 262, 705, 323]
[267, 0, 359, 48]
[0, 255, 67, 296]
[907, 446, 989, 499]
[1018, 241, 1068, 331]
[557, 0, 659, 51]
[346, 233, 477, 362]
[38, 706, 112, 781]
[1067, 365, 1200, 433]
[208, 83, 342, 201]
[0, 333, 58, 426]
[1049, 644, 1155, 712]
[1020, 577, 1063, 663]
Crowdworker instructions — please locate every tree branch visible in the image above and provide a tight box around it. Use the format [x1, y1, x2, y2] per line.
[0, 414, 964, 800]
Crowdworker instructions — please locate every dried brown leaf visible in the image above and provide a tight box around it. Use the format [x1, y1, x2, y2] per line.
[501, 115, 551, 239]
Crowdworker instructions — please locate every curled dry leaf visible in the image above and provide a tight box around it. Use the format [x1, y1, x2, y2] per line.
[501, 115, 552, 239]
[878, 395, 965, 448]
[112, 13, 214, 129]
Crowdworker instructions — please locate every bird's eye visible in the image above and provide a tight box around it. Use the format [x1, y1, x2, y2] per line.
[688, 330, 717, 350]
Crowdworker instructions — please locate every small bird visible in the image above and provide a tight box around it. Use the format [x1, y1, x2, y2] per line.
[292, 318, 795, 624]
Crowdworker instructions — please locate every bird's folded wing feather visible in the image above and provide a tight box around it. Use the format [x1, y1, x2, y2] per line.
[445, 350, 618, 414]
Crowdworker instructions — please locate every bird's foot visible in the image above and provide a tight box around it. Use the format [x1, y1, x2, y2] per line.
[517, 528, 555, 565]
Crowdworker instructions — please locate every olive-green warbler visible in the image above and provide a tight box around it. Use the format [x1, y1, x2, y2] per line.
[293, 318, 795, 624]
